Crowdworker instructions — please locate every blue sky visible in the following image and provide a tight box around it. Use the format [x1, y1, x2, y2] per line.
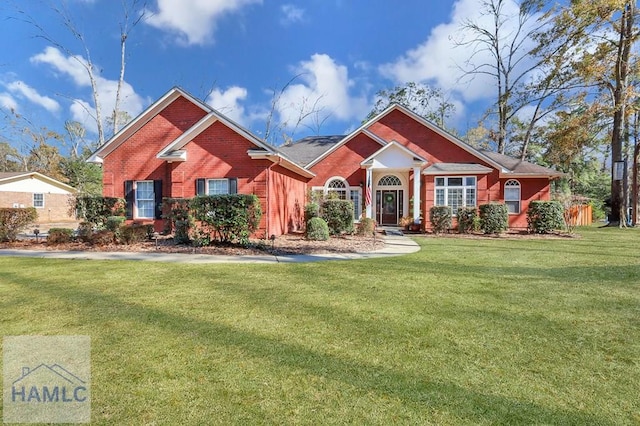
[0, 0, 513, 147]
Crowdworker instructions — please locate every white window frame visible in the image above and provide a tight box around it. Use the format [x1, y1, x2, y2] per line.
[504, 179, 521, 214]
[207, 178, 231, 195]
[434, 176, 477, 215]
[33, 193, 44, 208]
[316, 177, 363, 221]
[135, 180, 155, 219]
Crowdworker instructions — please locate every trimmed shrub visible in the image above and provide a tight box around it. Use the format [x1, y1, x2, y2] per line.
[162, 198, 193, 244]
[0, 207, 38, 242]
[306, 217, 329, 241]
[190, 194, 262, 245]
[76, 222, 94, 243]
[527, 200, 564, 234]
[457, 207, 479, 234]
[75, 196, 125, 229]
[120, 224, 153, 244]
[321, 199, 354, 235]
[304, 202, 320, 222]
[47, 228, 74, 245]
[429, 206, 452, 234]
[479, 203, 509, 234]
[105, 215, 126, 237]
[356, 217, 376, 236]
[92, 230, 116, 246]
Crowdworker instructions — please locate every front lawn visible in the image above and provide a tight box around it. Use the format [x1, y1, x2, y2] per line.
[1, 226, 638, 424]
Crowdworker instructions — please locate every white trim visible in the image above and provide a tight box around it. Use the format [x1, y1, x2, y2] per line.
[305, 128, 386, 169]
[0, 172, 77, 193]
[88, 87, 212, 163]
[504, 179, 521, 214]
[360, 140, 428, 167]
[134, 180, 155, 219]
[33, 193, 45, 208]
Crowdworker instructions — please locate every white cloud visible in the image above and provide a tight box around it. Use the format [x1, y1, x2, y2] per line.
[206, 86, 248, 125]
[281, 4, 304, 25]
[6, 81, 60, 113]
[145, 0, 262, 45]
[0, 93, 18, 111]
[276, 54, 369, 134]
[379, 0, 536, 103]
[30, 47, 146, 135]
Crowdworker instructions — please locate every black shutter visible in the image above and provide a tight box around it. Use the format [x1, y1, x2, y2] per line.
[154, 180, 163, 219]
[196, 178, 206, 195]
[229, 178, 238, 194]
[124, 180, 134, 219]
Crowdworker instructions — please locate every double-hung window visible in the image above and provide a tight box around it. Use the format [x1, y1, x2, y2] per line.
[135, 181, 155, 219]
[504, 180, 521, 214]
[33, 193, 44, 208]
[435, 176, 476, 215]
[208, 178, 231, 195]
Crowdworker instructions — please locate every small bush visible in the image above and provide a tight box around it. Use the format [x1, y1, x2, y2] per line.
[47, 228, 74, 245]
[190, 194, 262, 245]
[74, 196, 125, 229]
[304, 202, 320, 222]
[105, 216, 126, 232]
[120, 224, 153, 244]
[479, 203, 509, 234]
[527, 200, 564, 234]
[76, 222, 94, 243]
[92, 230, 116, 246]
[306, 217, 329, 241]
[429, 206, 452, 234]
[321, 199, 354, 235]
[162, 198, 192, 242]
[0, 207, 38, 242]
[457, 207, 479, 234]
[356, 218, 376, 236]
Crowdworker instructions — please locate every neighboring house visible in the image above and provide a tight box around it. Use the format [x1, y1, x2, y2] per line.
[0, 172, 77, 223]
[89, 87, 562, 236]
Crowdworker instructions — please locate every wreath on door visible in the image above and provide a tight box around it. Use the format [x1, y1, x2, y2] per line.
[385, 194, 394, 203]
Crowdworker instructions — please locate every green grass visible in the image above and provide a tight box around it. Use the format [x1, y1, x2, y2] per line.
[1, 226, 639, 425]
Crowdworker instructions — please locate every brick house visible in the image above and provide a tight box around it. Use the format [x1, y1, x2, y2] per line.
[0, 172, 77, 223]
[89, 87, 562, 235]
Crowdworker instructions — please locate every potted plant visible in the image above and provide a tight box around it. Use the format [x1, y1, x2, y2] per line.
[399, 216, 414, 230]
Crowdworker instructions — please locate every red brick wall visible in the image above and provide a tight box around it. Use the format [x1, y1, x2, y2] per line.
[102, 96, 308, 236]
[267, 164, 308, 236]
[308, 133, 380, 186]
[103, 96, 207, 200]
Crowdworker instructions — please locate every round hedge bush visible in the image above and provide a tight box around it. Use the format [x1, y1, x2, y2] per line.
[306, 217, 329, 241]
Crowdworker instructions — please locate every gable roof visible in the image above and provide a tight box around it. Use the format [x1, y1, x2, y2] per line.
[479, 150, 564, 177]
[0, 172, 77, 192]
[360, 140, 428, 167]
[87, 87, 212, 163]
[284, 103, 562, 178]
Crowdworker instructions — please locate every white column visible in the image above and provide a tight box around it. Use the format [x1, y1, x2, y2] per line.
[365, 168, 373, 219]
[413, 166, 421, 223]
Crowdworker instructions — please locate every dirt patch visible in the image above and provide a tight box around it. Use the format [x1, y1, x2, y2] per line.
[1, 232, 385, 256]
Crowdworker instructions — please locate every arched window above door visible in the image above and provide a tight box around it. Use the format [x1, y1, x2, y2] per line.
[378, 175, 402, 186]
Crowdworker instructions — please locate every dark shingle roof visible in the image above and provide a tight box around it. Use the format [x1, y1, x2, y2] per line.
[276, 135, 345, 167]
[479, 150, 564, 176]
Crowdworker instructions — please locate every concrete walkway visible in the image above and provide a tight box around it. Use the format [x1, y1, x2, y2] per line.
[0, 233, 420, 264]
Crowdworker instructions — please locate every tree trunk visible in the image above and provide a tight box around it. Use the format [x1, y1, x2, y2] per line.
[608, 1, 634, 225]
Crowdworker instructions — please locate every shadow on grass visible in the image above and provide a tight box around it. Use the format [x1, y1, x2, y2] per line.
[4, 268, 613, 425]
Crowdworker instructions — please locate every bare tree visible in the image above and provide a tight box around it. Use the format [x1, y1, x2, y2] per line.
[261, 74, 331, 145]
[456, 0, 557, 155]
[17, 1, 147, 145]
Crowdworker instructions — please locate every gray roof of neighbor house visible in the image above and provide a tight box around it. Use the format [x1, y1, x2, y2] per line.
[479, 150, 564, 176]
[276, 135, 345, 167]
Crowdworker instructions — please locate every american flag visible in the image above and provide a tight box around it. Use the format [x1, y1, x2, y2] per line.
[365, 173, 372, 206]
